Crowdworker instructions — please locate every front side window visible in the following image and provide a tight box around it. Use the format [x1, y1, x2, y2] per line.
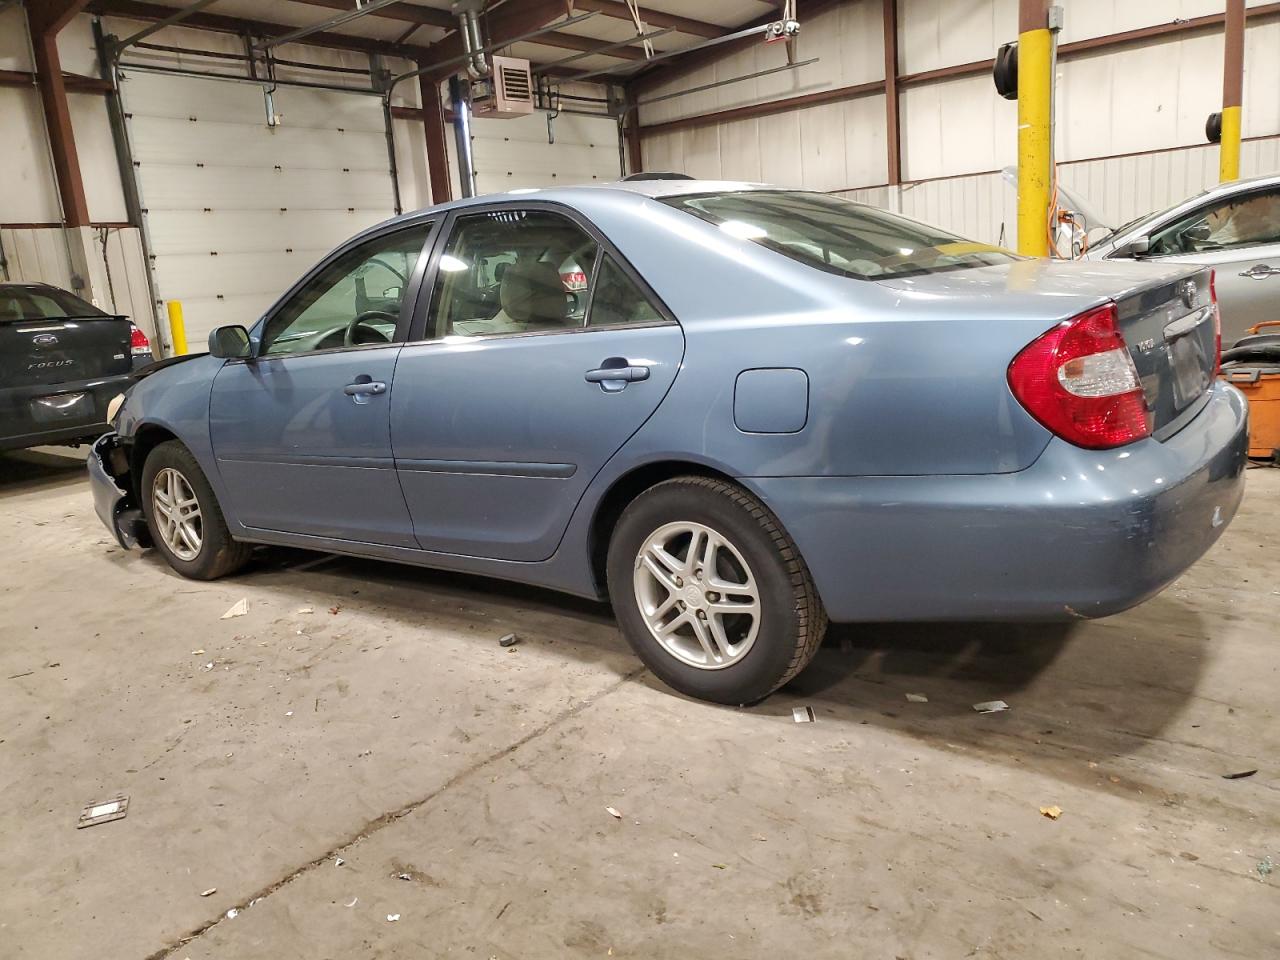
[1149, 189, 1280, 255]
[261, 224, 431, 356]
[430, 210, 599, 338]
[663, 190, 1017, 281]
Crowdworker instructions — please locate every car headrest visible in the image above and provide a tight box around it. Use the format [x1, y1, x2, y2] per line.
[499, 260, 564, 324]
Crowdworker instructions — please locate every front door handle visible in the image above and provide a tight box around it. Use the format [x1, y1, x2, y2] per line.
[343, 380, 387, 405]
[1239, 264, 1280, 279]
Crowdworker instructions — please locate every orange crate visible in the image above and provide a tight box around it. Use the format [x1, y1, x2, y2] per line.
[1222, 365, 1280, 459]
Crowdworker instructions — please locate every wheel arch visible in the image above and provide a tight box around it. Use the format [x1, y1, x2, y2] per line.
[587, 459, 738, 596]
[127, 423, 181, 501]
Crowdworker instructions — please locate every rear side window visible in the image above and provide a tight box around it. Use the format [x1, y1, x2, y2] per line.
[588, 255, 662, 328]
[0, 286, 105, 321]
[663, 190, 1017, 281]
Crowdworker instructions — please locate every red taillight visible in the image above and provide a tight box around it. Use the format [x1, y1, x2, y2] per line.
[129, 323, 151, 356]
[1008, 303, 1151, 450]
[1210, 269, 1221, 376]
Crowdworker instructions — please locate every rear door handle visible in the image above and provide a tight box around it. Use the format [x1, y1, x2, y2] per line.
[585, 363, 649, 393]
[1239, 264, 1280, 279]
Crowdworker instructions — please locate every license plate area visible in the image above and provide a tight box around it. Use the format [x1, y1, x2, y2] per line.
[1167, 334, 1210, 410]
[30, 391, 92, 423]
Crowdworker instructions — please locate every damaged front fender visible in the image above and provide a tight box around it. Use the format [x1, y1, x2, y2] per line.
[88, 433, 151, 550]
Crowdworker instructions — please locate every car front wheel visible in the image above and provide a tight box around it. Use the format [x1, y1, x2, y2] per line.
[607, 476, 827, 705]
[141, 440, 251, 580]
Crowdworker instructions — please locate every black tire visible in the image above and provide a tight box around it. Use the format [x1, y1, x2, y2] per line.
[140, 440, 251, 580]
[606, 476, 827, 705]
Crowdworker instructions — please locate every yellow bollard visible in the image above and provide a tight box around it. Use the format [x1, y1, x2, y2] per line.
[166, 300, 188, 356]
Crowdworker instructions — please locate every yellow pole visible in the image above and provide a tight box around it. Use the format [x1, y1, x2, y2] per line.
[1220, 0, 1245, 183]
[1016, 7, 1052, 257]
[166, 300, 188, 356]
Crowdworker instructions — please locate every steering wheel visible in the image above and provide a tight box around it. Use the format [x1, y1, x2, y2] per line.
[343, 310, 397, 347]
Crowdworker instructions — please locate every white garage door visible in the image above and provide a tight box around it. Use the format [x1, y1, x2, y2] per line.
[119, 70, 397, 349]
[448, 109, 622, 197]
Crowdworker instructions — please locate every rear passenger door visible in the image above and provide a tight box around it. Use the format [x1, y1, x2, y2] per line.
[390, 204, 685, 562]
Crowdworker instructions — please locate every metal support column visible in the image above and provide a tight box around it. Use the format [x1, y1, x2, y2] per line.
[1016, 0, 1052, 257]
[449, 75, 476, 198]
[1220, 0, 1245, 182]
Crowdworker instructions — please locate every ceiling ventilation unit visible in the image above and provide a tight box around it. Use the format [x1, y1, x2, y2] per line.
[472, 56, 535, 118]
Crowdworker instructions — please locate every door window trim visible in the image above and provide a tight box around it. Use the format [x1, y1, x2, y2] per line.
[406, 200, 678, 344]
[239, 216, 444, 362]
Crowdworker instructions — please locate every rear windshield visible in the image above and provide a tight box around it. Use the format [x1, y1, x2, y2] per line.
[662, 190, 1018, 281]
[0, 286, 106, 322]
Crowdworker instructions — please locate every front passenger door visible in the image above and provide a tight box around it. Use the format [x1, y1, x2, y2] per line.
[209, 222, 434, 546]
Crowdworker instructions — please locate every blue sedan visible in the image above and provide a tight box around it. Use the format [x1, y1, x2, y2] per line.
[89, 180, 1248, 704]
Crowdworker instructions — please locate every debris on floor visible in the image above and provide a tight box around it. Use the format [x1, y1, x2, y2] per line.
[200, 888, 216, 897]
[1222, 769, 1258, 780]
[973, 700, 1009, 714]
[334, 857, 345, 867]
[498, 632, 519, 648]
[225, 908, 238, 919]
[606, 806, 622, 819]
[220, 598, 248, 619]
[905, 693, 929, 703]
[191, 649, 205, 655]
[77, 795, 129, 829]
[295, 607, 314, 614]
[792, 706, 816, 723]
[1039, 805, 1063, 820]
[1258, 856, 1274, 879]
[386, 914, 400, 922]
[396, 872, 413, 881]
[344, 897, 358, 908]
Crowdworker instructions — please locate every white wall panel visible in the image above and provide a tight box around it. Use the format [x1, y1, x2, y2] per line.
[898, 0, 1016, 75]
[1243, 20, 1280, 138]
[0, 88, 61, 223]
[1060, 0, 1276, 44]
[900, 73, 1016, 180]
[1, 228, 73, 288]
[0, 6, 33, 71]
[446, 108, 622, 197]
[69, 93, 128, 223]
[718, 118, 763, 182]
[393, 118, 431, 212]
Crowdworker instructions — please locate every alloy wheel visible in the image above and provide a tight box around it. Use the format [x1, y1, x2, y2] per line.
[632, 520, 761, 670]
[152, 466, 203, 561]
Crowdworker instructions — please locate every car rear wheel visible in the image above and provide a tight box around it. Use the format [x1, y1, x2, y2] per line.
[607, 476, 827, 705]
[141, 440, 251, 580]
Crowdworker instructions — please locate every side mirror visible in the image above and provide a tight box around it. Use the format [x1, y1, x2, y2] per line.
[208, 325, 252, 359]
[1184, 223, 1212, 243]
[1116, 235, 1150, 259]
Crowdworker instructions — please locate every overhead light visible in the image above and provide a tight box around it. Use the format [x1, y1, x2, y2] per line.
[439, 254, 469, 272]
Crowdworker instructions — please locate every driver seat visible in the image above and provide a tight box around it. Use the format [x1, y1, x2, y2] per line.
[498, 260, 567, 329]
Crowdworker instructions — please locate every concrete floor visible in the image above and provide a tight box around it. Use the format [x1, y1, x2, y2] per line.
[1, 446, 1277, 960]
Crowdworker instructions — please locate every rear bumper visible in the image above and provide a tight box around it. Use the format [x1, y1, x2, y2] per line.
[745, 383, 1249, 622]
[0, 373, 132, 451]
[88, 433, 149, 549]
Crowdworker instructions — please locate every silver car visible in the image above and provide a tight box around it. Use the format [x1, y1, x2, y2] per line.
[1084, 174, 1280, 344]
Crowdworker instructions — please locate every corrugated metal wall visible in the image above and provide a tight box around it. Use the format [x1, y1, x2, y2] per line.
[638, 0, 1280, 246]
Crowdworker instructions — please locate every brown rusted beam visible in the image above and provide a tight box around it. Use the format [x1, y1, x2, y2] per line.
[623, 86, 642, 174]
[882, 0, 900, 186]
[286, 0, 455, 29]
[423, 0, 576, 80]
[574, 0, 721, 39]
[419, 70, 451, 204]
[523, 29, 648, 61]
[388, 104, 425, 121]
[0, 68, 113, 92]
[27, 1, 93, 228]
[640, 79, 883, 137]
[89, 0, 435, 59]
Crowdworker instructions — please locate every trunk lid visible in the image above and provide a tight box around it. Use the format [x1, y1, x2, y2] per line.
[0, 283, 132, 388]
[877, 259, 1216, 439]
[1, 315, 133, 387]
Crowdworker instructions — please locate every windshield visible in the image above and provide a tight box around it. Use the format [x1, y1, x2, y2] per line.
[0, 285, 107, 322]
[662, 190, 1018, 280]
